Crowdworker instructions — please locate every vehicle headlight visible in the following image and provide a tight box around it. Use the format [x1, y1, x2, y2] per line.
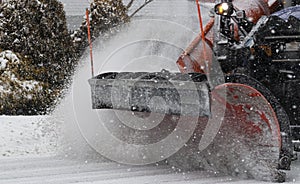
[215, 2, 234, 16]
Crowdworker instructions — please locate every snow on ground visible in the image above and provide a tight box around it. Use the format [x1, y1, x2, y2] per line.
[0, 116, 59, 157]
[0, 116, 299, 183]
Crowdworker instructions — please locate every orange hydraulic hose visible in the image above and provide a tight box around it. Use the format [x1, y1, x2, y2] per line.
[86, 8, 94, 77]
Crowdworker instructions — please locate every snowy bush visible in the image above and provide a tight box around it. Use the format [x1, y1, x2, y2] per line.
[72, 0, 129, 54]
[0, 50, 54, 115]
[0, 0, 77, 114]
[72, 0, 153, 54]
[0, 0, 76, 87]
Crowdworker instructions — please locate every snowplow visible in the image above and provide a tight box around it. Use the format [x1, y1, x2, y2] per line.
[89, 0, 299, 182]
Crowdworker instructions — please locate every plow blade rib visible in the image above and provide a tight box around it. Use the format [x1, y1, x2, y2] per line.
[89, 72, 210, 117]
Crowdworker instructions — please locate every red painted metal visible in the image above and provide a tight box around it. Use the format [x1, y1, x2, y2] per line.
[86, 8, 94, 77]
[196, 0, 206, 42]
[176, 0, 281, 74]
[211, 83, 282, 148]
[176, 1, 282, 160]
[176, 19, 214, 73]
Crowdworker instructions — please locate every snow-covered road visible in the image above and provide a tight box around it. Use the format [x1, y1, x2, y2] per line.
[0, 155, 299, 184]
[0, 115, 299, 184]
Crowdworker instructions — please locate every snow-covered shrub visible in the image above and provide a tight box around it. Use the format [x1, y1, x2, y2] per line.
[0, 0, 77, 114]
[0, 0, 76, 87]
[72, 0, 130, 54]
[0, 50, 54, 115]
[72, 0, 154, 54]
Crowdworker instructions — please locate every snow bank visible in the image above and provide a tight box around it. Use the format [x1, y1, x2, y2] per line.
[0, 116, 59, 157]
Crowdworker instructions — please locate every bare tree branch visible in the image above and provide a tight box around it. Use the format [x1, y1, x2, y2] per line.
[129, 0, 153, 18]
[126, 0, 135, 9]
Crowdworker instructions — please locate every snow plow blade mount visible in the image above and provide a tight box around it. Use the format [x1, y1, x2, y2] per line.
[88, 71, 210, 117]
